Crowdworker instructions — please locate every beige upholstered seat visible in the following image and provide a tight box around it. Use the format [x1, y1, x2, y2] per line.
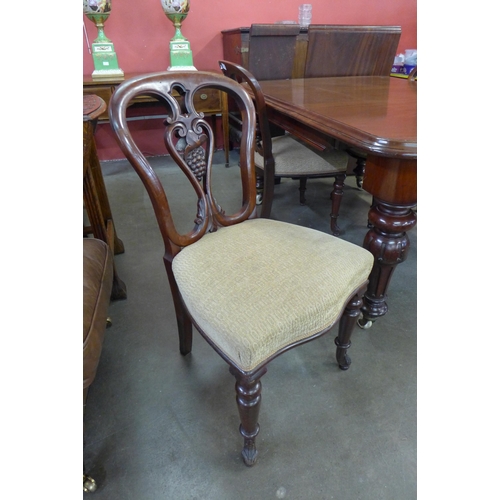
[174, 218, 373, 372]
[220, 60, 349, 235]
[255, 134, 347, 177]
[109, 71, 374, 466]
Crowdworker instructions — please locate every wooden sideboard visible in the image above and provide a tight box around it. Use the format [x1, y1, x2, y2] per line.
[221, 25, 401, 80]
[221, 25, 401, 156]
[83, 72, 230, 165]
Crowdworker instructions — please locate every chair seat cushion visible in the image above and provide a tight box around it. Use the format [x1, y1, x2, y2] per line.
[172, 219, 373, 372]
[83, 238, 113, 390]
[254, 135, 349, 176]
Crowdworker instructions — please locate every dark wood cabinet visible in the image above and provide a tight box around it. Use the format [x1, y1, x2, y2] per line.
[221, 25, 401, 154]
[221, 25, 401, 80]
[221, 25, 309, 80]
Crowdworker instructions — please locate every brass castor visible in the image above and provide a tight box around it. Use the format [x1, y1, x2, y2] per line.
[83, 474, 97, 493]
[106, 317, 112, 328]
[357, 316, 373, 329]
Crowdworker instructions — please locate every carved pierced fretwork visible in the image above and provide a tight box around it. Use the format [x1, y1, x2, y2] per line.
[172, 128, 209, 182]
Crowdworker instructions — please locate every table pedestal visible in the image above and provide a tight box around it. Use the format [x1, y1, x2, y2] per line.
[359, 155, 417, 325]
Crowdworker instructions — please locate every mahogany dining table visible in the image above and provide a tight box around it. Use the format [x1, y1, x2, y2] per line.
[253, 76, 417, 327]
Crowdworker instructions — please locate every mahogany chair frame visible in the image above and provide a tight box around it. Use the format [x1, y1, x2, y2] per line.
[109, 71, 369, 465]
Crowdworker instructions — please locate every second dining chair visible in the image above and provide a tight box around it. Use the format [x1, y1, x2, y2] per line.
[109, 71, 374, 466]
[219, 60, 351, 236]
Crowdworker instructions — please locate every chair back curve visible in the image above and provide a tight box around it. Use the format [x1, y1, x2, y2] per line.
[109, 71, 257, 261]
[219, 61, 274, 168]
[219, 60, 277, 217]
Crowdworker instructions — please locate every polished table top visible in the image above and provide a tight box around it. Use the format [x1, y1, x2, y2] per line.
[255, 76, 417, 159]
[254, 75, 417, 328]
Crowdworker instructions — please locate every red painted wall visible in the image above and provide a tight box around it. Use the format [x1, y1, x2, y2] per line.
[84, 0, 416, 160]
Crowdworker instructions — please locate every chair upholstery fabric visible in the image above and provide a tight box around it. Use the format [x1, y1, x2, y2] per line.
[254, 135, 348, 177]
[83, 238, 113, 390]
[219, 59, 349, 232]
[173, 218, 374, 372]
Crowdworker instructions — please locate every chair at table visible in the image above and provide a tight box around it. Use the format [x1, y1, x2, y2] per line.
[219, 60, 350, 235]
[305, 25, 401, 188]
[109, 71, 374, 466]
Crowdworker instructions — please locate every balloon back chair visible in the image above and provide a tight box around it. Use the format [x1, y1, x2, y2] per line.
[219, 60, 350, 235]
[109, 71, 374, 466]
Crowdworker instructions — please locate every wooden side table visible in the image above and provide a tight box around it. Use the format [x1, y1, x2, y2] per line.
[84, 72, 230, 166]
[83, 94, 127, 300]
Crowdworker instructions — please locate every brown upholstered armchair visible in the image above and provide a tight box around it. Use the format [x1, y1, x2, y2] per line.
[109, 71, 374, 466]
[83, 238, 113, 492]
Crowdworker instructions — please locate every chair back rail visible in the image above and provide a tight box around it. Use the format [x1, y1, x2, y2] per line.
[109, 71, 257, 259]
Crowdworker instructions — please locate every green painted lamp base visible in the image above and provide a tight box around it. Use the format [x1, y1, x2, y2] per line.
[168, 39, 196, 71]
[91, 42, 124, 81]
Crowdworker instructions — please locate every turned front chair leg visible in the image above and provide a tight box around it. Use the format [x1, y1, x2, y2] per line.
[330, 173, 347, 236]
[335, 292, 364, 370]
[230, 366, 267, 466]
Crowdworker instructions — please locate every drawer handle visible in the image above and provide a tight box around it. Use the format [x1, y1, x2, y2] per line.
[200, 93, 208, 100]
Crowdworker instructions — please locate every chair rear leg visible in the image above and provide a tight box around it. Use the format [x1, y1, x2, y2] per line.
[330, 173, 347, 236]
[164, 258, 193, 355]
[298, 177, 307, 205]
[230, 366, 267, 466]
[353, 156, 366, 188]
[256, 173, 264, 206]
[334, 292, 364, 370]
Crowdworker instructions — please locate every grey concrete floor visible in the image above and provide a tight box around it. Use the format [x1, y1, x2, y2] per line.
[83, 149, 417, 499]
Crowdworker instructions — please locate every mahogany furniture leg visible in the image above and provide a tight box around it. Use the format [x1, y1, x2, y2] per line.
[83, 137, 127, 301]
[330, 172, 347, 236]
[335, 291, 364, 370]
[164, 258, 193, 355]
[230, 366, 267, 466]
[84, 96, 126, 301]
[88, 137, 125, 255]
[359, 156, 417, 327]
[351, 154, 366, 188]
[221, 92, 230, 167]
[298, 177, 307, 205]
